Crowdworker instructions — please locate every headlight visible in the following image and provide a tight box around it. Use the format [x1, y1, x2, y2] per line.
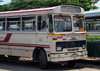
[82, 45, 85, 49]
[56, 47, 62, 51]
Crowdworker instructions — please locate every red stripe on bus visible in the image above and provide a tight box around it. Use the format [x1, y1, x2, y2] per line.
[0, 9, 53, 15]
[0, 34, 50, 48]
[0, 34, 12, 42]
[0, 43, 50, 48]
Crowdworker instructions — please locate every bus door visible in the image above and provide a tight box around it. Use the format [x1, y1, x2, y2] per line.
[36, 15, 48, 44]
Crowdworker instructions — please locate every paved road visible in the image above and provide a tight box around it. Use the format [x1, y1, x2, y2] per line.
[0, 60, 100, 71]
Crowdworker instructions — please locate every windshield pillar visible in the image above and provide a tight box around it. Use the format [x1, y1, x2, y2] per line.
[71, 15, 74, 33]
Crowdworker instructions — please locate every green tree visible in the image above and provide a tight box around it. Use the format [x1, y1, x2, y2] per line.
[47, 0, 99, 11]
[0, 0, 3, 2]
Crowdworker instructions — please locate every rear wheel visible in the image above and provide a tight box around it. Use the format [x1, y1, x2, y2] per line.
[67, 61, 76, 67]
[39, 49, 47, 69]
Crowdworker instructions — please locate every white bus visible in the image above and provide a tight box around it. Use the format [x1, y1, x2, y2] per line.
[0, 5, 87, 69]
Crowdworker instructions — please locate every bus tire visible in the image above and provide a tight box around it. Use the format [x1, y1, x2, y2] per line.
[39, 49, 47, 69]
[67, 61, 76, 67]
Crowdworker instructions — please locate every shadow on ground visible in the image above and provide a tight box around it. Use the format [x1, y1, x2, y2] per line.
[0, 60, 85, 71]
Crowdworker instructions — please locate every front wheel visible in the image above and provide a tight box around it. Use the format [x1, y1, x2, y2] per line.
[39, 49, 47, 69]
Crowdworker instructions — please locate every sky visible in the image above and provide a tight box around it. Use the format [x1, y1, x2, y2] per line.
[0, 0, 100, 9]
[0, 0, 11, 5]
[95, 1, 100, 9]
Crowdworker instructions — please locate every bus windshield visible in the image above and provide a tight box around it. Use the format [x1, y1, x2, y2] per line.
[73, 16, 85, 32]
[54, 15, 72, 32]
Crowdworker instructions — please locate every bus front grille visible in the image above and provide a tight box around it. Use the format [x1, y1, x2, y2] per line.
[56, 41, 85, 48]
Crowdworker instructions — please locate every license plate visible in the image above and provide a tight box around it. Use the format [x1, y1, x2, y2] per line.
[71, 54, 79, 57]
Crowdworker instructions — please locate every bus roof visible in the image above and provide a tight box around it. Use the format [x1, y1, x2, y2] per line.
[85, 9, 100, 17]
[0, 5, 84, 17]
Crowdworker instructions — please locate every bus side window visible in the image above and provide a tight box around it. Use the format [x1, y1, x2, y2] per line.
[0, 18, 5, 31]
[7, 16, 20, 31]
[37, 15, 47, 32]
[22, 15, 35, 31]
[49, 14, 53, 32]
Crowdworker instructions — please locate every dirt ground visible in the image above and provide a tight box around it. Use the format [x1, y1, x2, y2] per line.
[0, 60, 100, 71]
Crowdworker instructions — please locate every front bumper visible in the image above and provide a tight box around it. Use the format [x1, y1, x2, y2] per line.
[50, 51, 87, 62]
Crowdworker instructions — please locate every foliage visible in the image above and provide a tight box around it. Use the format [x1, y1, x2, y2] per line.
[0, 0, 3, 2]
[47, 0, 99, 11]
[0, 0, 99, 12]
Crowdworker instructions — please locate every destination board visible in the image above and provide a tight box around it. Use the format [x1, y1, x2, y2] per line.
[61, 6, 81, 13]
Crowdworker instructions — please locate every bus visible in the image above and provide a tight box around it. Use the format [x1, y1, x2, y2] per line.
[85, 10, 100, 57]
[0, 5, 87, 69]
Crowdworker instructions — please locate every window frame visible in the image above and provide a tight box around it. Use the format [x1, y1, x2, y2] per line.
[22, 15, 36, 32]
[7, 16, 21, 31]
